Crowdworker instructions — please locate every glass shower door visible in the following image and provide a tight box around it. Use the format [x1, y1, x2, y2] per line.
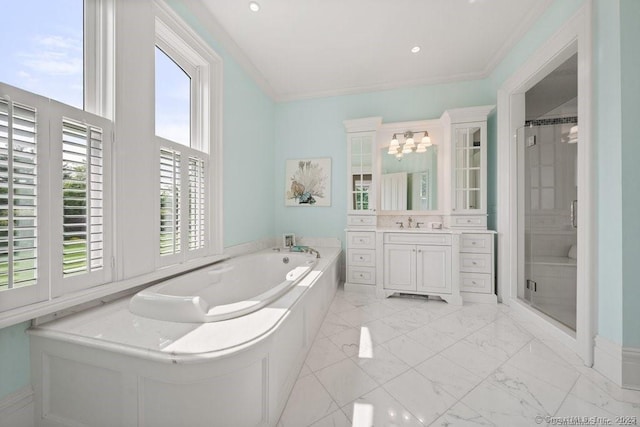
[518, 123, 578, 331]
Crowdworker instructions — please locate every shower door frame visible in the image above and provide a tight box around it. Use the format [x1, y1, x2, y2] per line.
[496, 3, 594, 365]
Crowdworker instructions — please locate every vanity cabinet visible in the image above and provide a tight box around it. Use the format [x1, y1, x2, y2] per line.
[378, 232, 462, 305]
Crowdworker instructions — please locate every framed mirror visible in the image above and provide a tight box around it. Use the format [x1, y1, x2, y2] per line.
[376, 120, 444, 213]
[380, 146, 438, 211]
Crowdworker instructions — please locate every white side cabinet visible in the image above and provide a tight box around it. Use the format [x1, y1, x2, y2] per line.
[459, 231, 497, 303]
[378, 232, 462, 305]
[344, 117, 382, 291]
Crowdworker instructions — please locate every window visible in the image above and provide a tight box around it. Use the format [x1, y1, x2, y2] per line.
[154, 2, 222, 266]
[0, 1, 113, 312]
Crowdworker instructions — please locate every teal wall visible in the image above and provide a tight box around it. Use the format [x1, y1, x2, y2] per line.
[0, 322, 30, 399]
[487, 0, 585, 92]
[620, 0, 640, 348]
[274, 81, 494, 241]
[594, 0, 624, 344]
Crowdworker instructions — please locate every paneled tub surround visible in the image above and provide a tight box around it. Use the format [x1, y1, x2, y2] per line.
[28, 244, 342, 427]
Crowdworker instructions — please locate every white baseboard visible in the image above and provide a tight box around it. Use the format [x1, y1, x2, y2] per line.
[344, 282, 376, 294]
[0, 387, 34, 427]
[622, 346, 640, 390]
[461, 292, 498, 304]
[594, 335, 623, 386]
[594, 335, 640, 390]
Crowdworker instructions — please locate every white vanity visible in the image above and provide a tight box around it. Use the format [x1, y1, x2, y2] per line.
[344, 106, 496, 304]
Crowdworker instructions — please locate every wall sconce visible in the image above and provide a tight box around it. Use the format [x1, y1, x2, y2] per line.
[388, 130, 432, 159]
[568, 125, 578, 144]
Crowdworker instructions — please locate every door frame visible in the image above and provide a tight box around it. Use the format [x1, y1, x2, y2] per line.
[496, 3, 595, 365]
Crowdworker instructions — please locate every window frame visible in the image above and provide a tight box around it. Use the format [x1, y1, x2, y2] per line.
[154, 1, 223, 267]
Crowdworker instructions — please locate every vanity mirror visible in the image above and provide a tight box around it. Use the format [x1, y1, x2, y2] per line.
[376, 120, 443, 213]
[379, 146, 438, 211]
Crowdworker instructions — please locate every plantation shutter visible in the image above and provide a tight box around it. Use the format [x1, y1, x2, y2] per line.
[0, 100, 38, 291]
[62, 118, 104, 276]
[160, 148, 181, 256]
[188, 156, 205, 251]
[51, 101, 112, 297]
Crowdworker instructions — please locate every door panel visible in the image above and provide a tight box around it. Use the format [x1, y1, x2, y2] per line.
[416, 245, 451, 294]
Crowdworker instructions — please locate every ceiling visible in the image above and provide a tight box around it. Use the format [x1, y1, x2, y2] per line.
[196, 0, 554, 102]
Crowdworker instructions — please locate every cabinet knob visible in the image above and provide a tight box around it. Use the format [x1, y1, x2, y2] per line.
[471, 241, 476, 245]
[359, 274, 364, 278]
[467, 219, 472, 223]
[472, 261, 477, 265]
[359, 256, 364, 260]
[472, 281, 477, 285]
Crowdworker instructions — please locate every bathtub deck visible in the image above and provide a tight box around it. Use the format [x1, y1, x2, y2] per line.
[29, 246, 342, 360]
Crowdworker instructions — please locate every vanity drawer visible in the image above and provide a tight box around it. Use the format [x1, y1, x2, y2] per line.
[383, 233, 451, 246]
[451, 215, 487, 228]
[460, 234, 493, 253]
[347, 267, 376, 285]
[347, 215, 376, 227]
[348, 249, 375, 267]
[347, 231, 376, 249]
[460, 272, 493, 293]
[460, 253, 492, 273]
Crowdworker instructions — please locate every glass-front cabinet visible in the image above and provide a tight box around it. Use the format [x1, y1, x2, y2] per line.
[442, 106, 492, 229]
[349, 132, 375, 213]
[453, 123, 484, 212]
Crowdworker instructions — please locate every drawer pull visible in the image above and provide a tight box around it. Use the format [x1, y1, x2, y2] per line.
[359, 256, 364, 260]
[359, 274, 364, 278]
[471, 241, 477, 245]
[472, 261, 477, 265]
[359, 219, 364, 223]
[472, 281, 477, 285]
[359, 239, 365, 243]
[467, 219, 471, 223]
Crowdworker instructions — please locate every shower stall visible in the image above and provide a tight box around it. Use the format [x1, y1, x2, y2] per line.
[517, 119, 578, 331]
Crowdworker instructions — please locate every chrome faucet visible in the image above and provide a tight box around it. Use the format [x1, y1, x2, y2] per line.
[416, 222, 424, 229]
[407, 217, 413, 229]
[396, 221, 404, 229]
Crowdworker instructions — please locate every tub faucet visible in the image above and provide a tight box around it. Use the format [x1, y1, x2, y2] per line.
[306, 247, 321, 258]
[289, 245, 321, 258]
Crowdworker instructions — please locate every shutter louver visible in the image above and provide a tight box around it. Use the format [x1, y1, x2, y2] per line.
[0, 100, 38, 290]
[160, 148, 181, 256]
[188, 157, 205, 251]
[62, 118, 104, 276]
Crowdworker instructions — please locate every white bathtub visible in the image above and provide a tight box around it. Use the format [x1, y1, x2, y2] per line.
[29, 244, 341, 427]
[129, 251, 318, 323]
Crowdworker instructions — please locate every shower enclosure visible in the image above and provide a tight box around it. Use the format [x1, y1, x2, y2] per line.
[517, 120, 578, 331]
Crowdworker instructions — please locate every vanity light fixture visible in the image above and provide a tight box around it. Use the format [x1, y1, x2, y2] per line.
[249, 1, 261, 12]
[388, 130, 432, 159]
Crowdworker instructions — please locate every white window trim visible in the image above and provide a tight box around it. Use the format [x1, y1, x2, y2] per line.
[154, 0, 223, 267]
[85, 0, 115, 119]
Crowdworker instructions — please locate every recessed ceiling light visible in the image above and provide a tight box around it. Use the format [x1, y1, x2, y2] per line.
[411, 46, 421, 54]
[249, 1, 260, 12]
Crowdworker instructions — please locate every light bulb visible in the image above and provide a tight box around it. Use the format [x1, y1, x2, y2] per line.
[249, 1, 260, 12]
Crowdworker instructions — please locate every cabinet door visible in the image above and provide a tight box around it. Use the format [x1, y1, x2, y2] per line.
[453, 122, 486, 213]
[348, 132, 376, 213]
[416, 245, 451, 294]
[383, 244, 415, 291]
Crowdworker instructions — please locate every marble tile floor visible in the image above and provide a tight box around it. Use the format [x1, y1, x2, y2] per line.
[277, 287, 640, 427]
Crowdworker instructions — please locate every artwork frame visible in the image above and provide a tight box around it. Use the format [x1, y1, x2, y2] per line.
[283, 233, 296, 248]
[285, 158, 332, 207]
